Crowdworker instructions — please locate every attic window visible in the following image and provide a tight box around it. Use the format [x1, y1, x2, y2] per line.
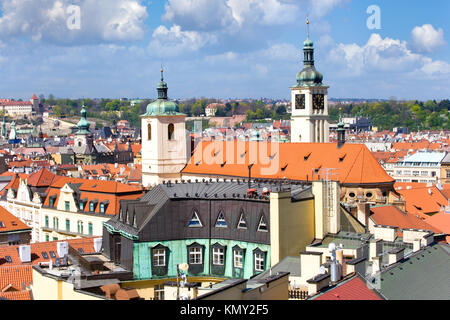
[257, 214, 268, 232]
[5, 256, 12, 263]
[215, 211, 227, 228]
[187, 210, 202, 228]
[237, 211, 247, 230]
[0, 221, 4, 228]
[304, 153, 311, 161]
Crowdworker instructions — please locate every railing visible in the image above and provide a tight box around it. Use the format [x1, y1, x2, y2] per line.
[288, 290, 308, 300]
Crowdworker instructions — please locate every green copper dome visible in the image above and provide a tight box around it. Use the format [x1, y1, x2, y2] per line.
[295, 36, 324, 86]
[76, 104, 91, 134]
[142, 69, 185, 117]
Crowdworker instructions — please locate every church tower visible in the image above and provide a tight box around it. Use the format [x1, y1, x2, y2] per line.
[74, 103, 94, 152]
[291, 20, 329, 143]
[141, 69, 187, 187]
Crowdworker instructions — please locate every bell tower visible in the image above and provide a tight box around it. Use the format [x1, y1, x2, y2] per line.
[141, 69, 188, 187]
[291, 19, 329, 143]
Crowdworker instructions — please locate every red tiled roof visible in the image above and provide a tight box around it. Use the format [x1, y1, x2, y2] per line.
[424, 209, 450, 243]
[314, 276, 382, 300]
[0, 237, 99, 267]
[0, 266, 32, 291]
[0, 207, 31, 233]
[0, 289, 32, 300]
[396, 186, 448, 217]
[183, 141, 394, 185]
[26, 168, 56, 187]
[43, 177, 144, 215]
[370, 205, 442, 236]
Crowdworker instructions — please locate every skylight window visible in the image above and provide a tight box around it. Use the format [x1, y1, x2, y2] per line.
[215, 211, 227, 228]
[49, 251, 56, 258]
[188, 211, 202, 228]
[41, 251, 49, 259]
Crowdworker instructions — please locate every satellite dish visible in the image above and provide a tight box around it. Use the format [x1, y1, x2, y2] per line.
[319, 266, 326, 274]
[179, 263, 189, 271]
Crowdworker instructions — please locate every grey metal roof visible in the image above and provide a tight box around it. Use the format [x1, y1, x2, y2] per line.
[105, 181, 308, 238]
[368, 243, 450, 300]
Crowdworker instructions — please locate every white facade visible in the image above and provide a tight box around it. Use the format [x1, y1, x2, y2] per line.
[2, 180, 43, 243]
[390, 151, 445, 183]
[290, 86, 329, 143]
[141, 115, 188, 187]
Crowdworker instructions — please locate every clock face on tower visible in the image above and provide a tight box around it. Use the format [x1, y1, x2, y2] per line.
[295, 94, 305, 110]
[313, 94, 325, 109]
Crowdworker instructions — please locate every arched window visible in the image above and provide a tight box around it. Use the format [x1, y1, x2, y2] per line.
[168, 123, 174, 140]
[147, 123, 152, 141]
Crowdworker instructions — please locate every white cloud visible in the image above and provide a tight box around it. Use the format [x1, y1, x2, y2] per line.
[0, 0, 148, 44]
[410, 24, 446, 53]
[148, 25, 216, 57]
[328, 33, 449, 77]
[163, 0, 301, 32]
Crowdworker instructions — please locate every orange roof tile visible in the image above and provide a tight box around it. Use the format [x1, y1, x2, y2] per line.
[0, 207, 31, 233]
[183, 141, 394, 185]
[370, 205, 442, 236]
[396, 186, 448, 217]
[0, 289, 32, 300]
[0, 237, 99, 267]
[0, 266, 32, 291]
[424, 209, 450, 243]
[26, 168, 56, 187]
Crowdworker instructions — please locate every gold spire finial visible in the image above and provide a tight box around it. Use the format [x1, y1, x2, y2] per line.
[306, 14, 310, 38]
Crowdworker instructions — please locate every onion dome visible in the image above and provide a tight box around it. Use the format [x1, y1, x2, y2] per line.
[76, 103, 91, 134]
[143, 69, 184, 116]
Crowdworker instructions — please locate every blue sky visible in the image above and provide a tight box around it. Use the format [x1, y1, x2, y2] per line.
[0, 0, 448, 101]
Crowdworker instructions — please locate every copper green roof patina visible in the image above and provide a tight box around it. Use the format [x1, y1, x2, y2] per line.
[142, 69, 185, 117]
[76, 103, 91, 135]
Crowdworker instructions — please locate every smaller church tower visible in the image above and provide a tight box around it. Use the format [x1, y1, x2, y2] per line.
[141, 69, 187, 187]
[291, 19, 329, 143]
[74, 103, 94, 152]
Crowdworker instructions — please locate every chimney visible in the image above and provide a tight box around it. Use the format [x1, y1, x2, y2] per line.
[337, 121, 346, 148]
[402, 229, 434, 247]
[18, 245, 31, 263]
[57, 241, 69, 258]
[373, 225, 397, 242]
[371, 256, 381, 275]
[413, 238, 421, 252]
[357, 202, 370, 227]
[387, 247, 404, 265]
[300, 251, 323, 282]
[369, 239, 382, 261]
[94, 237, 103, 253]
